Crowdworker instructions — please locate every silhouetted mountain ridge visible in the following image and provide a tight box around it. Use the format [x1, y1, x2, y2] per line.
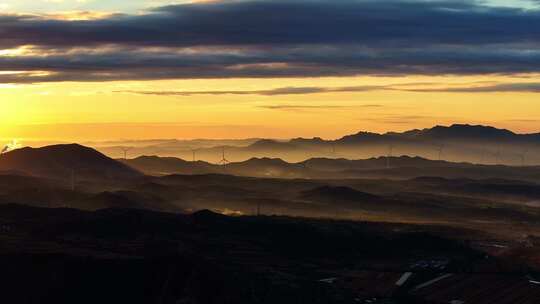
[289, 124, 540, 145]
[395, 124, 518, 141]
[92, 124, 540, 165]
[123, 154, 540, 182]
[0, 144, 142, 181]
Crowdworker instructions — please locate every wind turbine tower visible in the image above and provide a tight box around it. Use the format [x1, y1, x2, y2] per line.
[436, 144, 445, 161]
[519, 149, 528, 167]
[120, 147, 132, 159]
[494, 148, 501, 165]
[479, 149, 486, 164]
[70, 169, 76, 192]
[218, 146, 229, 165]
[386, 144, 394, 169]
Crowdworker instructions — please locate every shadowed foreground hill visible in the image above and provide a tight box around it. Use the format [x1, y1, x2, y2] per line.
[1, 204, 538, 304]
[0, 204, 486, 304]
[0, 144, 142, 181]
[0, 142, 539, 303]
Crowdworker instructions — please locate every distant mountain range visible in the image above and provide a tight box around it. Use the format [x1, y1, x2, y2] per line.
[122, 154, 540, 182]
[196, 123, 540, 151]
[392, 124, 540, 142]
[0, 125, 539, 184]
[0, 142, 539, 225]
[327, 124, 540, 144]
[91, 124, 540, 165]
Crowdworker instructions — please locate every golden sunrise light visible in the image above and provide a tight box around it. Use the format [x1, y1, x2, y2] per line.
[1, 73, 540, 141]
[0, 1, 537, 142]
[2, 2, 540, 302]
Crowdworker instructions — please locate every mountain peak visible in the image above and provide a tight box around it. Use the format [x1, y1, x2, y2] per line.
[0, 144, 142, 181]
[409, 124, 516, 140]
[337, 131, 386, 143]
[289, 137, 325, 144]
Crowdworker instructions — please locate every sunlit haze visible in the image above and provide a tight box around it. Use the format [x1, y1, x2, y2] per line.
[2, 2, 540, 302]
[1, 0, 540, 141]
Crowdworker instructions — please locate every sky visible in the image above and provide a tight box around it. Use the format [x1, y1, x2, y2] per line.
[1, 0, 540, 141]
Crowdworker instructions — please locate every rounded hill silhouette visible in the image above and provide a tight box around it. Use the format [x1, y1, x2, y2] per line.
[0, 144, 142, 181]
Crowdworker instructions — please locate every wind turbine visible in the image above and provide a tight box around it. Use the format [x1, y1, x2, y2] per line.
[70, 169, 76, 192]
[185, 146, 197, 162]
[120, 147, 132, 159]
[435, 143, 445, 161]
[493, 148, 501, 165]
[518, 149, 528, 167]
[218, 146, 229, 165]
[192, 149, 197, 162]
[386, 144, 394, 169]
[479, 148, 486, 164]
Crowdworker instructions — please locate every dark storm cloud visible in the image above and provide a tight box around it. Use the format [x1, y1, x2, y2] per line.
[1, 0, 538, 48]
[1, 0, 540, 82]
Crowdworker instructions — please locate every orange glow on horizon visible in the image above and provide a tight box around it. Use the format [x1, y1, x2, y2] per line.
[1, 74, 539, 141]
